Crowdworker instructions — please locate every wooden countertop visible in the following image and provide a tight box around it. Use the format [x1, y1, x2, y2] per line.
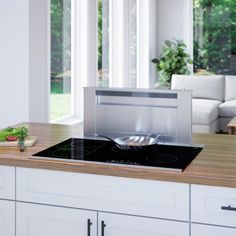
[0, 122, 236, 188]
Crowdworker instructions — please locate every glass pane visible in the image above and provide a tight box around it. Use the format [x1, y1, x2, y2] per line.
[50, 0, 72, 120]
[97, 0, 109, 87]
[194, 0, 236, 75]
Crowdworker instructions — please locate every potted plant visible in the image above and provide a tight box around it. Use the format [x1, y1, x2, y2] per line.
[152, 39, 193, 88]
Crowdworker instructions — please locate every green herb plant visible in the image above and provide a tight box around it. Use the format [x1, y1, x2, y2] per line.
[0, 126, 29, 141]
[152, 39, 193, 88]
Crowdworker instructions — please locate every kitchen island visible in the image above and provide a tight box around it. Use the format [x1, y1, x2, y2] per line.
[0, 122, 235, 187]
[0, 122, 236, 236]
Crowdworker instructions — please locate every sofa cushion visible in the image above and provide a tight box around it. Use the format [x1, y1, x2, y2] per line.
[192, 99, 221, 125]
[171, 74, 224, 101]
[219, 100, 236, 117]
[225, 76, 236, 101]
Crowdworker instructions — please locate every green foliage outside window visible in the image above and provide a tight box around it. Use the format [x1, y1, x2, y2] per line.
[194, 0, 236, 75]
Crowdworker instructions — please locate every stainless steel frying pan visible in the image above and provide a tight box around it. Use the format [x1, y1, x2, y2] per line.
[94, 133, 160, 151]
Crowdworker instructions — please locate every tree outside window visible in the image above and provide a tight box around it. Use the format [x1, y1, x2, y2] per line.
[194, 0, 236, 75]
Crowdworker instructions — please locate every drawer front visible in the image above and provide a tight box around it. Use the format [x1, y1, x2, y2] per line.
[16, 167, 189, 221]
[0, 166, 15, 200]
[192, 224, 236, 236]
[192, 184, 236, 227]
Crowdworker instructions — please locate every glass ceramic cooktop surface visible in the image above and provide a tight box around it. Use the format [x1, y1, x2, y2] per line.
[32, 138, 202, 172]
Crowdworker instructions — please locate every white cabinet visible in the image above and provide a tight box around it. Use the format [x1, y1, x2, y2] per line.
[192, 223, 236, 236]
[0, 166, 15, 200]
[0, 199, 15, 236]
[98, 212, 189, 236]
[17, 202, 97, 236]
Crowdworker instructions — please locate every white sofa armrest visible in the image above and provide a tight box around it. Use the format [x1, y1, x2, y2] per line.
[225, 76, 236, 101]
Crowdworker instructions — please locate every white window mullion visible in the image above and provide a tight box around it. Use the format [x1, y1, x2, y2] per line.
[123, 0, 129, 87]
[87, 0, 98, 87]
[137, 0, 147, 88]
[137, 0, 157, 88]
[73, 0, 87, 120]
[109, 0, 113, 87]
[109, 0, 129, 87]
[73, 0, 97, 120]
[128, 0, 137, 88]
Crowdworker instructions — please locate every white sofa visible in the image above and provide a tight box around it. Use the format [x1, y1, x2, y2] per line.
[171, 74, 236, 133]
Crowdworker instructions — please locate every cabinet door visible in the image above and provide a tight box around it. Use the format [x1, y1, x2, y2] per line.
[17, 202, 97, 236]
[0, 166, 15, 200]
[192, 223, 236, 236]
[0, 200, 15, 236]
[98, 212, 189, 236]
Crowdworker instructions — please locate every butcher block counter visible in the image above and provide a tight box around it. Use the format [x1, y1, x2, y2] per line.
[0, 122, 236, 188]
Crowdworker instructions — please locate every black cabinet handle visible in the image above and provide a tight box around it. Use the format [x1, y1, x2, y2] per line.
[87, 219, 92, 236]
[101, 220, 106, 236]
[221, 205, 236, 211]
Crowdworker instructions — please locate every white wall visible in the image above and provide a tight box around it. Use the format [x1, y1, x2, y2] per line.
[156, 0, 193, 57]
[0, 0, 49, 129]
[0, 0, 29, 128]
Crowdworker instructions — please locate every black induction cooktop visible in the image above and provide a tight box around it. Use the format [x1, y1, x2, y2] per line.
[32, 138, 202, 172]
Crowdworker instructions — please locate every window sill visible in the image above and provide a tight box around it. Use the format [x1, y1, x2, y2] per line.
[50, 116, 83, 125]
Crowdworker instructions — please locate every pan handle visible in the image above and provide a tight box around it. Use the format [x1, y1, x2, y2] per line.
[93, 134, 129, 150]
[148, 133, 164, 144]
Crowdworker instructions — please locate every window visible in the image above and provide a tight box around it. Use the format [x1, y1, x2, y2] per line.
[194, 0, 236, 75]
[48, 0, 156, 124]
[50, 0, 73, 121]
[97, 0, 138, 87]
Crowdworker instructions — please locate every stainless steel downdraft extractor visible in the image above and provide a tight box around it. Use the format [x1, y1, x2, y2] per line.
[84, 87, 192, 146]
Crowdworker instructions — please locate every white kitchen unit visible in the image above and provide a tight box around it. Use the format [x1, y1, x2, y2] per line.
[16, 167, 189, 221]
[1, 165, 236, 236]
[98, 212, 189, 236]
[191, 184, 236, 228]
[17, 202, 97, 236]
[0, 166, 15, 236]
[192, 224, 236, 236]
[0, 200, 15, 236]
